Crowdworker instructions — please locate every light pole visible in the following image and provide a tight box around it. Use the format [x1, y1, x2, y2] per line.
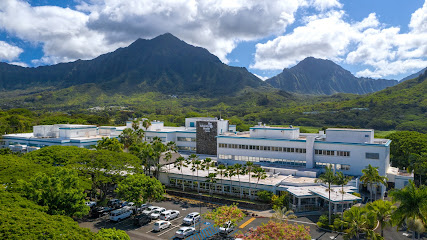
[199, 193, 203, 233]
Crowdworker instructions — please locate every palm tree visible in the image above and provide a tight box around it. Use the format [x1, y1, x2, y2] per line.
[225, 165, 235, 195]
[206, 173, 217, 197]
[367, 200, 396, 237]
[252, 167, 267, 193]
[174, 156, 187, 191]
[389, 180, 427, 230]
[142, 119, 151, 130]
[315, 165, 336, 225]
[203, 158, 214, 176]
[245, 162, 254, 198]
[271, 206, 296, 223]
[216, 164, 227, 195]
[360, 164, 388, 202]
[406, 217, 425, 240]
[233, 163, 244, 198]
[188, 154, 198, 190]
[193, 159, 203, 193]
[340, 206, 379, 240]
[335, 171, 352, 228]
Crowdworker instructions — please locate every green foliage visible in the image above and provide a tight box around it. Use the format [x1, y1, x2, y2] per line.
[387, 131, 427, 169]
[317, 214, 342, 230]
[203, 204, 245, 227]
[235, 220, 311, 240]
[360, 164, 388, 202]
[0, 190, 94, 239]
[338, 206, 379, 240]
[257, 190, 273, 203]
[24, 145, 90, 166]
[115, 174, 164, 204]
[0, 155, 52, 187]
[95, 228, 130, 240]
[271, 193, 290, 210]
[15, 168, 89, 218]
[96, 137, 124, 152]
[366, 200, 396, 237]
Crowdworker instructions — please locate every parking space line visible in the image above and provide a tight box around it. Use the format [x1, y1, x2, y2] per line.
[239, 217, 256, 228]
[157, 224, 181, 236]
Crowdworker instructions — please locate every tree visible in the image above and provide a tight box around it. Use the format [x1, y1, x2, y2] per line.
[335, 171, 352, 228]
[115, 174, 164, 205]
[360, 164, 388, 202]
[205, 173, 217, 197]
[203, 158, 214, 176]
[188, 154, 198, 190]
[16, 167, 89, 218]
[389, 180, 427, 229]
[119, 128, 139, 152]
[203, 204, 245, 227]
[233, 163, 244, 198]
[315, 165, 336, 225]
[245, 161, 254, 198]
[387, 131, 427, 169]
[193, 159, 203, 193]
[174, 156, 187, 191]
[95, 228, 130, 240]
[0, 191, 94, 239]
[366, 200, 396, 237]
[252, 167, 267, 193]
[406, 217, 425, 240]
[338, 206, 379, 240]
[96, 137, 124, 152]
[225, 165, 235, 196]
[216, 164, 227, 195]
[407, 153, 427, 186]
[235, 221, 311, 240]
[271, 206, 296, 223]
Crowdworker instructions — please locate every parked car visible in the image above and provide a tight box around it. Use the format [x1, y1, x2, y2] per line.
[133, 214, 151, 226]
[182, 212, 200, 225]
[175, 227, 195, 239]
[153, 220, 171, 232]
[137, 203, 149, 213]
[85, 201, 97, 208]
[109, 208, 133, 222]
[107, 199, 123, 209]
[150, 207, 166, 219]
[91, 207, 114, 218]
[160, 210, 180, 221]
[142, 206, 160, 215]
[219, 221, 235, 235]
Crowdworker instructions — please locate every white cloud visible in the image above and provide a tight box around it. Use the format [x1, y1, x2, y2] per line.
[253, 74, 268, 81]
[0, 41, 23, 61]
[8, 61, 28, 67]
[310, 0, 342, 11]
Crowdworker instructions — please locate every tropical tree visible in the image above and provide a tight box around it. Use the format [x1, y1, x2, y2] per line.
[96, 137, 123, 152]
[16, 168, 89, 218]
[115, 174, 164, 205]
[203, 157, 214, 176]
[193, 159, 204, 193]
[335, 171, 352, 227]
[252, 167, 267, 193]
[174, 156, 187, 191]
[233, 163, 244, 198]
[367, 200, 396, 237]
[142, 119, 151, 130]
[235, 221, 311, 240]
[360, 164, 388, 202]
[339, 206, 379, 240]
[95, 228, 130, 240]
[315, 165, 336, 225]
[389, 180, 427, 229]
[188, 154, 198, 190]
[245, 161, 254, 198]
[203, 204, 245, 228]
[216, 164, 227, 195]
[225, 165, 235, 195]
[206, 173, 217, 197]
[119, 128, 139, 152]
[271, 206, 296, 223]
[406, 217, 425, 240]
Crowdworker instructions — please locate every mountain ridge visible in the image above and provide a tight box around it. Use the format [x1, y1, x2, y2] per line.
[266, 57, 398, 95]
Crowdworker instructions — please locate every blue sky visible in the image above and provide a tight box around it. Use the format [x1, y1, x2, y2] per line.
[1, 0, 426, 80]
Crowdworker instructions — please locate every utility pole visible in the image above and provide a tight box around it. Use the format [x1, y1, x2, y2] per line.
[199, 193, 202, 233]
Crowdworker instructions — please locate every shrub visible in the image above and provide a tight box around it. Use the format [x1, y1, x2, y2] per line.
[271, 193, 290, 209]
[257, 190, 273, 203]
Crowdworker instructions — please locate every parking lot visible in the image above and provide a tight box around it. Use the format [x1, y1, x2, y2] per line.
[79, 199, 419, 240]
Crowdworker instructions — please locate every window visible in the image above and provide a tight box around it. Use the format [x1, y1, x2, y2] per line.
[366, 152, 380, 159]
[337, 151, 350, 157]
[365, 135, 369, 137]
[340, 164, 350, 170]
[177, 137, 195, 142]
[190, 122, 195, 127]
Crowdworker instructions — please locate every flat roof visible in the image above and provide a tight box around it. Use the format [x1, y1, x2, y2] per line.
[285, 185, 360, 202]
[326, 128, 373, 132]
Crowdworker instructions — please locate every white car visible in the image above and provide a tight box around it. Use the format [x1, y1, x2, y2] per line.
[153, 220, 171, 232]
[150, 207, 166, 219]
[175, 227, 196, 239]
[219, 221, 235, 235]
[160, 210, 180, 221]
[183, 212, 200, 225]
[143, 206, 159, 215]
[85, 201, 97, 208]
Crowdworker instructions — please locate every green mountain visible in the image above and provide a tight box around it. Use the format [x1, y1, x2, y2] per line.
[401, 67, 427, 81]
[266, 57, 398, 95]
[0, 33, 265, 96]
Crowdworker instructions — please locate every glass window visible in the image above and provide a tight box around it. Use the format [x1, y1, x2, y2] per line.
[366, 153, 380, 159]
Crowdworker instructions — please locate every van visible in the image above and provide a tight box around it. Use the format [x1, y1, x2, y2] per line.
[109, 208, 133, 222]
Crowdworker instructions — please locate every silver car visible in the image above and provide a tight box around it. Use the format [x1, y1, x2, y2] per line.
[175, 227, 195, 239]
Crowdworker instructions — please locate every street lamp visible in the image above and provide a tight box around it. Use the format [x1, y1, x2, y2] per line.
[199, 193, 202, 233]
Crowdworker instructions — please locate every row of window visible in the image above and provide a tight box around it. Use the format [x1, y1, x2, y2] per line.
[170, 178, 258, 196]
[177, 137, 196, 142]
[365, 153, 380, 159]
[315, 150, 350, 157]
[218, 154, 306, 166]
[177, 146, 196, 151]
[218, 143, 306, 154]
[315, 162, 351, 170]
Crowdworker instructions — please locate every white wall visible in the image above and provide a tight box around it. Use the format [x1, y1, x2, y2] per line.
[326, 129, 374, 144]
[250, 127, 299, 139]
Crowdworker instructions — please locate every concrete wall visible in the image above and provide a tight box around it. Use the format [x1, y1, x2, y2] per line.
[250, 127, 299, 139]
[326, 129, 374, 144]
[196, 121, 218, 155]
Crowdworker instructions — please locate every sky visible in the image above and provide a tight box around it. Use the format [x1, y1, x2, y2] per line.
[1, 0, 427, 80]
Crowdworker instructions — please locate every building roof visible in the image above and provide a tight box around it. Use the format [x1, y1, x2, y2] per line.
[284, 185, 360, 202]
